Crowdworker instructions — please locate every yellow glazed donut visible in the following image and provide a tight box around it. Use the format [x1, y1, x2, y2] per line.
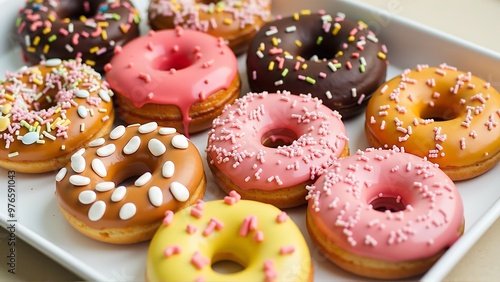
[365, 63, 500, 180]
[146, 191, 313, 282]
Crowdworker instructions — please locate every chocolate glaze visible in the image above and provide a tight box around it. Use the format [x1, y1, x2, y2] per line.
[16, 0, 140, 73]
[246, 12, 388, 118]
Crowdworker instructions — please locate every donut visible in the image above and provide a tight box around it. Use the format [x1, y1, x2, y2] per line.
[55, 122, 206, 244]
[147, 0, 272, 55]
[146, 192, 313, 282]
[0, 58, 113, 173]
[16, 0, 140, 73]
[365, 63, 500, 180]
[246, 10, 388, 118]
[104, 27, 240, 136]
[206, 91, 349, 208]
[306, 148, 464, 279]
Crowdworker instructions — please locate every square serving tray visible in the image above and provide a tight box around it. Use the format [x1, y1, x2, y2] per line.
[1, 0, 500, 280]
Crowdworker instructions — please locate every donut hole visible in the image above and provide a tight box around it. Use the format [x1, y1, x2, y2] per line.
[112, 162, 153, 187]
[261, 128, 299, 148]
[197, 0, 220, 4]
[211, 255, 246, 274]
[151, 53, 196, 72]
[300, 43, 338, 61]
[420, 105, 460, 122]
[57, 0, 102, 20]
[370, 195, 406, 212]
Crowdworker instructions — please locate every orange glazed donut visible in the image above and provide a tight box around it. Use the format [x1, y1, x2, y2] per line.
[146, 192, 313, 282]
[206, 91, 349, 208]
[16, 0, 141, 73]
[104, 27, 240, 136]
[147, 0, 272, 55]
[365, 63, 500, 180]
[306, 148, 464, 279]
[55, 122, 206, 244]
[0, 58, 113, 173]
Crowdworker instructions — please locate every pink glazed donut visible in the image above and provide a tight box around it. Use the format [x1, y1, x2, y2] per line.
[104, 27, 240, 136]
[306, 148, 464, 279]
[206, 91, 349, 208]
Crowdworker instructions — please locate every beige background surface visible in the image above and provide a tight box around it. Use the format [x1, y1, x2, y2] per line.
[1, 0, 499, 280]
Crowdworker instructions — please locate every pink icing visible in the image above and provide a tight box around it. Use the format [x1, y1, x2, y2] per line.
[206, 91, 348, 190]
[105, 28, 238, 134]
[306, 148, 464, 262]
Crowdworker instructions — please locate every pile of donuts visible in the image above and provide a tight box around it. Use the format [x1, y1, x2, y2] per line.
[2, 0, 499, 280]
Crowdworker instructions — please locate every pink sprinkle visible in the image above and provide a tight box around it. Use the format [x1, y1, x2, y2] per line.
[190, 207, 203, 218]
[254, 230, 264, 243]
[163, 245, 181, 257]
[127, 62, 134, 68]
[203, 220, 216, 236]
[229, 190, 241, 200]
[83, 1, 90, 12]
[103, 63, 112, 72]
[163, 210, 174, 226]
[59, 28, 68, 36]
[114, 45, 122, 54]
[279, 245, 295, 255]
[147, 42, 154, 51]
[148, 30, 156, 36]
[172, 44, 179, 52]
[319, 72, 327, 78]
[90, 26, 102, 38]
[224, 196, 237, 205]
[252, 70, 257, 80]
[294, 61, 300, 71]
[194, 46, 201, 53]
[81, 31, 89, 38]
[276, 211, 288, 223]
[181, 222, 195, 234]
[138, 72, 151, 83]
[298, 75, 306, 81]
[147, 92, 154, 99]
[191, 251, 210, 270]
[346, 61, 352, 70]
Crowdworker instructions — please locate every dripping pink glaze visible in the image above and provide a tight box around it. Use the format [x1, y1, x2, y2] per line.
[307, 148, 464, 262]
[206, 91, 348, 190]
[105, 28, 238, 134]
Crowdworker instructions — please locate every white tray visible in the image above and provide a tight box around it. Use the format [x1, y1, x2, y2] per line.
[1, 0, 500, 281]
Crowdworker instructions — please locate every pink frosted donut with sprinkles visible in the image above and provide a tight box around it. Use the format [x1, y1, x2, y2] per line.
[146, 192, 313, 282]
[55, 122, 206, 244]
[16, 0, 140, 72]
[306, 148, 464, 279]
[246, 10, 388, 118]
[147, 0, 272, 55]
[0, 58, 114, 173]
[206, 91, 349, 208]
[365, 63, 500, 181]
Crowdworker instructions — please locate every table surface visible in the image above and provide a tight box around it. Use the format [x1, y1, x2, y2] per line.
[1, 0, 499, 280]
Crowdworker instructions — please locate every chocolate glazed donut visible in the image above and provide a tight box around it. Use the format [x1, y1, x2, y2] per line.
[246, 11, 388, 118]
[15, 0, 140, 73]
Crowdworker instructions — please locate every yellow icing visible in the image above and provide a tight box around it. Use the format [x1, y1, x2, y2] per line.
[146, 199, 312, 281]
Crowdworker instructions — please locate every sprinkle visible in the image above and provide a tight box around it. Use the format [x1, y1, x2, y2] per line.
[279, 246, 295, 255]
[377, 52, 386, 60]
[305, 77, 316, 85]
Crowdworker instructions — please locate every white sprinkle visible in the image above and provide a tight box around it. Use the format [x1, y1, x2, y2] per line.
[78, 190, 96, 204]
[96, 144, 116, 157]
[88, 201, 106, 221]
[135, 172, 152, 186]
[21, 131, 39, 145]
[119, 203, 136, 220]
[123, 135, 141, 154]
[285, 25, 297, 33]
[98, 89, 111, 102]
[91, 158, 107, 177]
[109, 125, 126, 140]
[169, 182, 190, 202]
[159, 127, 176, 135]
[88, 138, 105, 147]
[76, 89, 90, 98]
[325, 91, 333, 99]
[95, 181, 115, 192]
[55, 167, 67, 182]
[139, 122, 158, 134]
[111, 186, 126, 202]
[171, 135, 189, 149]
[69, 175, 91, 186]
[162, 161, 175, 178]
[265, 28, 278, 36]
[148, 138, 166, 156]
[77, 105, 88, 118]
[148, 186, 163, 207]
[45, 58, 62, 67]
[71, 155, 86, 173]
